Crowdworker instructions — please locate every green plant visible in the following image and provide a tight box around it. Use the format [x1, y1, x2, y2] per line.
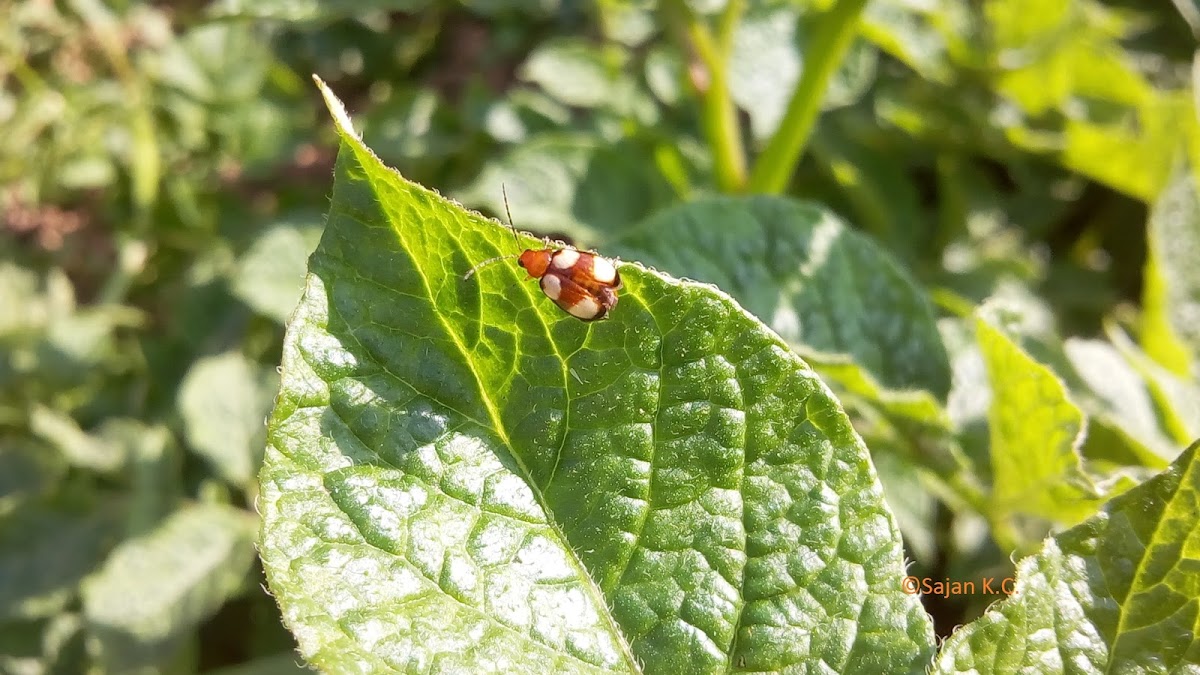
[3, 0, 1199, 672]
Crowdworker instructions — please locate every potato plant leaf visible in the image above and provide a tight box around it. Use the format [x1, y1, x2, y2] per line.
[257, 78, 935, 674]
[976, 317, 1106, 522]
[611, 196, 951, 400]
[933, 440, 1200, 673]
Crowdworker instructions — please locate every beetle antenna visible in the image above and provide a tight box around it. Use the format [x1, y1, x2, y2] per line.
[501, 184, 520, 252]
[465, 185, 525, 282]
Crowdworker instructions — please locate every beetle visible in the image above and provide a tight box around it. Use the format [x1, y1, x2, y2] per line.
[464, 189, 622, 322]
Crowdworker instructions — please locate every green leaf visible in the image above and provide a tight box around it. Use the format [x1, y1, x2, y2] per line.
[0, 613, 86, 675]
[178, 351, 277, 487]
[1142, 163, 1200, 376]
[519, 38, 632, 110]
[0, 440, 64, 515]
[232, 215, 325, 324]
[860, 0, 949, 81]
[82, 503, 259, 673]
[932, 440, 1200, 673]
[29, 406, 126, 473]
[729, 8, 877, 141]
[456, 134, 675, 243]
[976, 317, 1105, 522]
[1107, 322, 1200, 448]
[0, 504, 121, 621]
[1063, 338, 1178, 467]
[207, 652, 313, 675]
[257, 78, 935, 674]
[611, 196, 951, 399]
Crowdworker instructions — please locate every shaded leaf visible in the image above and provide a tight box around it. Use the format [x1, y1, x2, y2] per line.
[82, 503, 258, 673]
[0, 440, 64, 514]
[457, 134, 675, 243]
[29, 406, 126, 473]
[519, 38, 631, 110]
[933, 440, 1200, 673]
[1142, 163, 1200, 375]
[1064, 338, 1177, 467]
[612, 196, 951, 398]
[178, 351, 277, 487]
[257, 79, 935, 674]
[0, 505, 122, 621]
[232, 215, 326, 324]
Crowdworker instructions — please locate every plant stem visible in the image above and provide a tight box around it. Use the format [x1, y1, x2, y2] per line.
[663, 0, 747, 193]
[747, 0, 869, 194]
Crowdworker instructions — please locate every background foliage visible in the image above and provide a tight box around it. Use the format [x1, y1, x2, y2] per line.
[2, 0, 1199, 672]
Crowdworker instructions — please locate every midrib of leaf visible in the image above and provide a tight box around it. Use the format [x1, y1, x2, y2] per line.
[1102, 454, 1192, 674]
[336, 141, 642, 673]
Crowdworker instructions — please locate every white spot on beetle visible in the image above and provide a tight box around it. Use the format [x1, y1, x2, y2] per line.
[567, 296, 601, 320]
[591, 256, 617, 284]
[541, 274, 562, 300]
[551, 249, 580, 269]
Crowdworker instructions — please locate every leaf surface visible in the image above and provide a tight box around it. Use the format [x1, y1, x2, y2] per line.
[933, 440, 1200, 673]
[257, 79, 935, 674]
[976, 317, 1104, 522]
[611, 196, 951, 399]
[82, 503, 258, 672]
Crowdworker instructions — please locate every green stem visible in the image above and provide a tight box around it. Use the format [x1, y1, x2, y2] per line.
[664, 0, 747, 193]
[747, 0, 869, 194]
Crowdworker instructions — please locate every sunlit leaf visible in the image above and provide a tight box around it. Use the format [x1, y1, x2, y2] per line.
[82, 503, 258, 673]
[257, 78, 936, 674]
[933, 440, 1200, 673]
[613, 196, 951, 398]
[178, 351, 277, 486]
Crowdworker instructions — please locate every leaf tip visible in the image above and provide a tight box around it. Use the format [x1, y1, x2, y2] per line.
[312, 74, 360, 141]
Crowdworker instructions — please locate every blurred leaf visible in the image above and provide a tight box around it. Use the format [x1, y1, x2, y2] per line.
[208, 0, 434, 21]
[1057, 94, 1193, 201]
[29, 406, 125, 473]
[177, 351, 277, 487]
[0, 441, 64, 515]
[155, 22, 273, 105]
[613, 196, 952, 398]
[860, 0, 949, 81]
[643, 45, 685, 107]
[1063, 338, 1177, 467]
[362, 87, 463, 168]
[480, 89, 572, 144]
[258, 80, 936, 673]
[457, 134, 675, 243]
[932, 440, 1200, 673]
[0, 613, 86, 675]
[598, 0, 656, 47]
[809, 117, 927, 257]
[82, 503, 259, 673]
[729, 7, 876, 141]
[1107, 323, 1200, 449]
[872, 451, 937, 566]
[0, 264, 74, 337]
[1142, 163, 1200, 376]
[208, 652, 313, 675]
[106, 420, 178, 536]
[519, 37, 630, 109]
[976, 317, 1106, 522]
[232, 216, 325, 324]
[729, 7, 803, 141]
[0, 505, 121, 621]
